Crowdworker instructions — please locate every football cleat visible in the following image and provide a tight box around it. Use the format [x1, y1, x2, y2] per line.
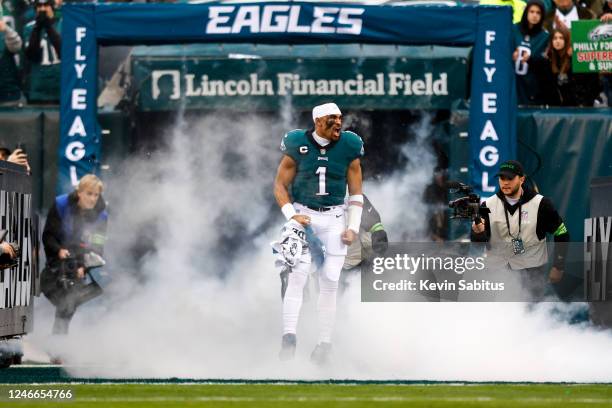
[279, 333, 296, 361]
[310, 342, 332, 366]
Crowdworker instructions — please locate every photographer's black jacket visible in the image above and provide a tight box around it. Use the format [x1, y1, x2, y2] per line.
[471, 186, 569, 269]
[43, 192, 107, 266]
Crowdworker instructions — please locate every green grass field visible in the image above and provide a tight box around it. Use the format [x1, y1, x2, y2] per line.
[1, 383, 612, 407]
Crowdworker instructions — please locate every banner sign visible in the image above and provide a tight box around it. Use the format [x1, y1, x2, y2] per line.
[572, 20, 612, 73]
[60, 2, 516, 197]
[133, 56, 467, 111]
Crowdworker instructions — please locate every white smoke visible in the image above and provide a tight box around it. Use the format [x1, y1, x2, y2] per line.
[28, 110, 612, 382]
[363, 113, 436, 240]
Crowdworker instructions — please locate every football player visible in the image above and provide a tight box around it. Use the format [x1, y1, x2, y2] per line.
[273, 102, 363, 365]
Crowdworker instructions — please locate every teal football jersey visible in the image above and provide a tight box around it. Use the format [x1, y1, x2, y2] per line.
[281, 129, 364, 208]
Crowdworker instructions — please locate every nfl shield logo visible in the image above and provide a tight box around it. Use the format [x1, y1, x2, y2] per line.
[320, 149, 326, 154]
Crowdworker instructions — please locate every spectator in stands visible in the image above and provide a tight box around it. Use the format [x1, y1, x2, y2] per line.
[541, 27, 572, 105]
[543, 0, 595, 32]
[541, 27, 602, 106]
[23, 0, 61, 104]
[0, 6, 24, 106]
[480, 0, 529, 24]
[0, 147, 9, 160]
[512, 0, 549, 105]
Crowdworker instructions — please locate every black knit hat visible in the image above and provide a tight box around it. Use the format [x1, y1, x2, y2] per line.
[33, 0, 54, 7]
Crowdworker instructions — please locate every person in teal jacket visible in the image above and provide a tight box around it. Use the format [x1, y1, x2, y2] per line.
[512, 0, 549, 106]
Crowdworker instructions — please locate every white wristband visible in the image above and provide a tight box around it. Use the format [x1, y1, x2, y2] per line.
[281, 203, 297, 220]
[348, 194, 364, 205]
[347, 194, 364, 233]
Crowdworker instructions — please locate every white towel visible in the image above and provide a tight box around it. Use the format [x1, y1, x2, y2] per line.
[271, 219, 311, 268]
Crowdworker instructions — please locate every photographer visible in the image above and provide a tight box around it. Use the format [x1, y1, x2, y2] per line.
[41, 175, 107, 335]
[470, 160, 569, 295]
[23, 0, 61, 104]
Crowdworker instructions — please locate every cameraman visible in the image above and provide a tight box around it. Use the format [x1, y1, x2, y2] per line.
[471, 160, 569, 295]
[41, 175, 107, 335]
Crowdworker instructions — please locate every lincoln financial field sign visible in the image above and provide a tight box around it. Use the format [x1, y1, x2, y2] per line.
[133, 57, 467, 111]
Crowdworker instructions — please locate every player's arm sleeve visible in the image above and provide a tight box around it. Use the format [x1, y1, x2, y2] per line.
[536, 197, 569, 269]
[470, 203, 491, 243]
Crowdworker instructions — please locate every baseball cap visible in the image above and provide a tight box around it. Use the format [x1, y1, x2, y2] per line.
[312, 103, 341, 122]
[496, 160, 524, 178]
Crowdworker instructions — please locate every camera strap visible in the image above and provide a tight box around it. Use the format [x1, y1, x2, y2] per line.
[503, 201, 522, 239]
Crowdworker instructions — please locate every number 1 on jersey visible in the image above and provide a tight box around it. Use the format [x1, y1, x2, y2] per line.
[315, 166, 329, 196]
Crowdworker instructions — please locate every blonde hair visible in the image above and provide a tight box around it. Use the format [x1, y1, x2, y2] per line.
[77, 174, 104, 193]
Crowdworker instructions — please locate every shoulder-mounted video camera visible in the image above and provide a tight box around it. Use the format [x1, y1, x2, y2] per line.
[447, 181, 490, 225]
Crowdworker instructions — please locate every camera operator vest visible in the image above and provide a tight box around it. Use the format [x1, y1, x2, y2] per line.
[55, 193, 108, 249]
[485, 193, 548, 270]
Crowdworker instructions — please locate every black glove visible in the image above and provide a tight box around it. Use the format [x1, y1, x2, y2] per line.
[371, 230, 388, 256]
